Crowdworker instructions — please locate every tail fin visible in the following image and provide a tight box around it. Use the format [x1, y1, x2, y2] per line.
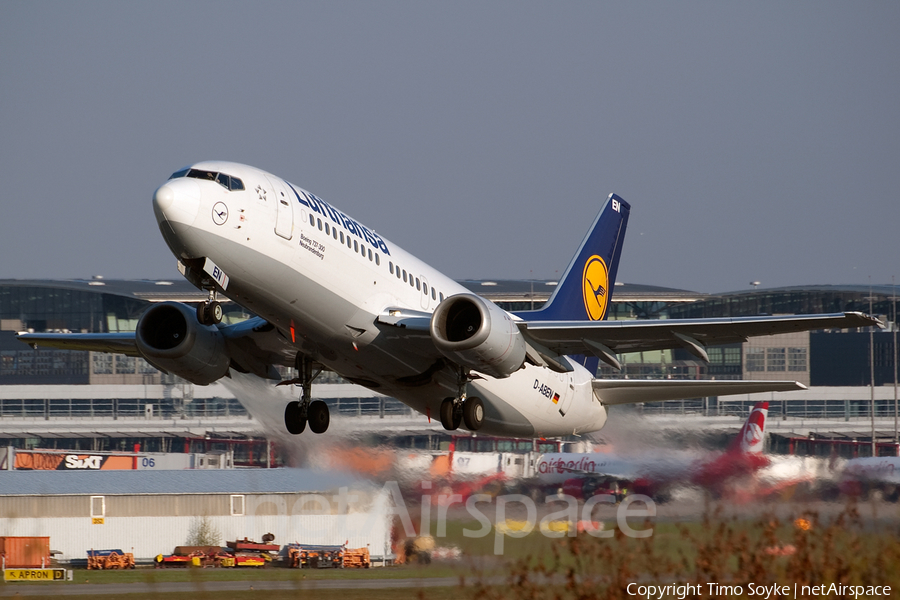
[728, 402, 769, 455]
[517, 193, 630, 322]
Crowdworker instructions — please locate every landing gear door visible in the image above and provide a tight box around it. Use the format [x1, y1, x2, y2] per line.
[266, 176, 294, 240]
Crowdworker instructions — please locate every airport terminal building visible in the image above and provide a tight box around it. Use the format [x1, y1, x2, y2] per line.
[0, 278, 897, 460]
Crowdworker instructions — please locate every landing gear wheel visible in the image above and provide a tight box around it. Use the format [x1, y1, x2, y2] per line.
[197, 301, 223, 325]
[463, 396, 484, 431]
[208, 300, 223, 324]
[440, 398, 462, 431]
[284, 400, 306, 435]
[308, 401, 330, 434]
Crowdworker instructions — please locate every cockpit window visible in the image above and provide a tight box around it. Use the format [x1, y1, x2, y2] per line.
[173, 168, 245, 191]
[188, 169, 217, 182]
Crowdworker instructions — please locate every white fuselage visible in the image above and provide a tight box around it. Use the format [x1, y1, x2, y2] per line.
[152, 161, 607, 437]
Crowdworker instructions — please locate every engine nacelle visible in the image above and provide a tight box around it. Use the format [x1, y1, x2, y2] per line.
[135, 301, 230, 385]
[429, 293, 526, 378]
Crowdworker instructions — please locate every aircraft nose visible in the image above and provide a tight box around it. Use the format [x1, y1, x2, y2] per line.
[152, 180, 201, 225]
[153, 184, 175, 212]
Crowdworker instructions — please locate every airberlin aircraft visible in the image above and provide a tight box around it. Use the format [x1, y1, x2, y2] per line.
[20, 162, 880, 438]
[534, 402, 771, 496]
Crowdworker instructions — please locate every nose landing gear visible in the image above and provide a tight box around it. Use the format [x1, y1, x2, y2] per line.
[197, 288, 223, 325]
[281, 354, 330, 435]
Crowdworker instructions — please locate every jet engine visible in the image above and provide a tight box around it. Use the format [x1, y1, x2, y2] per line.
[429, 293, 526, 378]
[135, 301, 231, 385]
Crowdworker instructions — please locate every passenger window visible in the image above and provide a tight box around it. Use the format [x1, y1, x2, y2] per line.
[375, 254, 380, 266]
[324, 223, 330, 235]
[432, 288, 436, 300]
[354, 240, 358, 252]
[396, 268, 401, 279]
[402, 270, 407, 283]
[347, 237, 352, 249]
[409, 277, 414, 288]
[317, 219, 323, 231]
[423, 283, 428, 295]
[389, 262, 394, 275]
[229, 177, 244, 191]
[309, 214, 315, 226]
[368, 249, 373, 261]
[416, 278, 420, 291]
[340, 232, 345, 243]
[333, 227, 338, 240]
[439, 293, 444, 302]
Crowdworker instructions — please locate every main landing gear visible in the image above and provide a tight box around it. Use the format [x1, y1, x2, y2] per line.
[197, 288, 223, 326]
[282, 354, 330, 435]
[439, 368, 484, 432]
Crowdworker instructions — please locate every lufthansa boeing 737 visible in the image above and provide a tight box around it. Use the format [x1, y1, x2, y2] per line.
[19, 162, 881, 438]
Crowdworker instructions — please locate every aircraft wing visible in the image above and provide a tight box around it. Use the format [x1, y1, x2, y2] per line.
[592, 379, 805, 406]
[17, 332, 142, 357]
[376, 307, 432, 332]
[519, 311, 881, 359]
[17, 317, 299, 380]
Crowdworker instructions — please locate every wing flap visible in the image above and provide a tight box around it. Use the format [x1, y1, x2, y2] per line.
[592, 379, 806, 406]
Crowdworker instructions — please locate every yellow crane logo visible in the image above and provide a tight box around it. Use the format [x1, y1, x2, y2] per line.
[582, 255, 609, 321]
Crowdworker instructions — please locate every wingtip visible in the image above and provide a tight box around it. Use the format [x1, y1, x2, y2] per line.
[845, 311, 885, 329]
[15, 332, 37, 348]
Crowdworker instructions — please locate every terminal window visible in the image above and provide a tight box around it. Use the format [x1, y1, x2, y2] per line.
[766, 347, 786, 371]
[746, 348, 765, 372]
[788, 347, 808, 371]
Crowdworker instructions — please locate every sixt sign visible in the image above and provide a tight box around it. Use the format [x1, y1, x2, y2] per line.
[64, 454, 104, 469]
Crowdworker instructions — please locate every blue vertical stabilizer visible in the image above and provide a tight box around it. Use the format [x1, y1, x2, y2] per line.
[516, 193, 630, 323]
[514, 193, 630, 373]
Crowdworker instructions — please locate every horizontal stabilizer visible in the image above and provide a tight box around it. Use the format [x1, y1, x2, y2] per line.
[592, 379, 806, 406]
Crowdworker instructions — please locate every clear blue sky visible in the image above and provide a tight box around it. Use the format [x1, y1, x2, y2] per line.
[2, 2, 898, 293]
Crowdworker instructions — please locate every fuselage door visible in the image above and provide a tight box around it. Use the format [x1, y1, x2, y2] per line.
[266, 176, 293, 240]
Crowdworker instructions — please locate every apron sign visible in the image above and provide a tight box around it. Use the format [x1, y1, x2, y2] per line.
[4, 569, 67, 581]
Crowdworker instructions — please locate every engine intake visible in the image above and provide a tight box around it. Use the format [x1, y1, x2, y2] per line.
[430, 294, 526, 378]
[135, 301, 230, 385]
